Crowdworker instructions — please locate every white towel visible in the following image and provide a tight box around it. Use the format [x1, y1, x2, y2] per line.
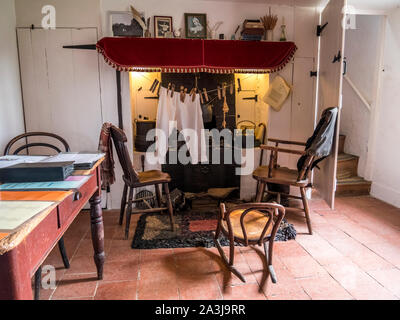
[155, 87, 178, 162]
[155, 87, 207, 164]
[176, 92, 208, 164]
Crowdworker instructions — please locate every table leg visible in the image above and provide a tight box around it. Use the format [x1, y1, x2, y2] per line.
[89, 194, 105, 280]
[0, 248, 33, 300]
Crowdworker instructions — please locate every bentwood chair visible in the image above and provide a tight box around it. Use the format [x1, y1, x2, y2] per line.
[4, 132, 71, 300]
[110, 125, 175, 239]
[214, 203, 285, 287]
[253, 107, 339, 235]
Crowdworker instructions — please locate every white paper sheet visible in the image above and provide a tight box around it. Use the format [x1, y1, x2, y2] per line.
[0, 201, 56, 231]
[43, 153, 104, 167]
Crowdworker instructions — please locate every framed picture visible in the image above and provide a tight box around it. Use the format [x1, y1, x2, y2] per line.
[154, 16, 173, 38]
[184, 13, 207, 39]
[108, 11, 145, 37]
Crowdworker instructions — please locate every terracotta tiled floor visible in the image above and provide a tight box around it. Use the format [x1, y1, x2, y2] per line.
[38, 195, 400, 300]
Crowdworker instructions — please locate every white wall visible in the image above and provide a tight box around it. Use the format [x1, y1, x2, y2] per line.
[13, 0, 318, 208]
[341, 15, 383, 177]
[15, 0, 101, 28]
[370, 8, 400, 208]
[0, 0, 25, 153]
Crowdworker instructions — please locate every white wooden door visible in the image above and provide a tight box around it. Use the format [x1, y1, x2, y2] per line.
[17, 28, 103, 154]
[314, 0, 347, 208]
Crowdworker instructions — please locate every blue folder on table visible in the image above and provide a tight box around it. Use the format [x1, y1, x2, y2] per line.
[0, 176, 90, 191]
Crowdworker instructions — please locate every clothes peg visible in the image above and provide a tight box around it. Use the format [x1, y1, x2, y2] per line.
[180, 86, 186, 102]
[222, 83, 227, 98]
[199, 91, 204, 104]
[203, 88, 209, 102]
[191, 88, 197, 102]
[167, 83, 172, 95]
[217, 86, 222, 100]
[170, 84, 176, 97]
[222, 96, 229, 129]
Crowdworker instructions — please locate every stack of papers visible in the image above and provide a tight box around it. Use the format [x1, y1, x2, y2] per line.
[0, 156, 48, 169]
[43, 152, 105, 170]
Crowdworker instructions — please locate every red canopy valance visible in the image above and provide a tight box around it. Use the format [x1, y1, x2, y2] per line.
[96, 37, 297, 74]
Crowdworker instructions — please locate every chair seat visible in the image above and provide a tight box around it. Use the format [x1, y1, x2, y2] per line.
[136, 170, 171, 186]
[253, 166, 309, 187]
[221, 209, 273, 241]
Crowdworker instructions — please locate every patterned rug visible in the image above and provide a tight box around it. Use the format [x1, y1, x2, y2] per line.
[131, 205, 296, 249]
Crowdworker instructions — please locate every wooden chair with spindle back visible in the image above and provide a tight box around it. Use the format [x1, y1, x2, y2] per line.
[110, 125, 175, 239]
[4, 132, 71, 300]
[252, 107, 339, 235]
[214, 203, 285, 287]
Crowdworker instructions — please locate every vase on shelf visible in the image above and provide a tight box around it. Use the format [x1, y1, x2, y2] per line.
[265, 30, 274, 41]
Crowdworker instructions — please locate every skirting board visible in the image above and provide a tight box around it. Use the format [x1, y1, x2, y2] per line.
[371, 182, 400, 209]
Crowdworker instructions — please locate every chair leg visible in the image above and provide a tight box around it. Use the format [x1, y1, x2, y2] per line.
[58, 237, 70, 269]
[256, 182, 266, 202]
[212, 232, 246, 283]
[34, 266, 42, 300]
[119, 183, 128, 226]
[300, 187, 313, 235]
[125, 187, 134, 240]
[155, 184, 162, 208]
[263, 241, 277, 284]
[163, 183, 175, 232]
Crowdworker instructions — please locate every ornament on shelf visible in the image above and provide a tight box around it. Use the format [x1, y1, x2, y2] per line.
[207, 21, 223, 39]
[280, 17, 287, 41]
[261, 7, 278, 41]
[174, 28, 182, 38]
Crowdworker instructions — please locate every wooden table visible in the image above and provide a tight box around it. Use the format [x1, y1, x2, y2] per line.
[0, 160, 105, 300]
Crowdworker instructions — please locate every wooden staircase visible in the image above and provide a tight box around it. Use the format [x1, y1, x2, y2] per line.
[336, 135, 372, 197]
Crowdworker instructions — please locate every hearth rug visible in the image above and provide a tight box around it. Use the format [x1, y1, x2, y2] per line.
[131, 205, 296, 249]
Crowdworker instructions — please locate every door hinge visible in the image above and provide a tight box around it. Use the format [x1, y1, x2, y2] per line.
[332, 50, 342, 63]
[317, 22, 328, 36]
[310, 71, 318, 77]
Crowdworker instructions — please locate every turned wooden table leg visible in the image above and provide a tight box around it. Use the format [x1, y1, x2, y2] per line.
[89, 194, 105, 280]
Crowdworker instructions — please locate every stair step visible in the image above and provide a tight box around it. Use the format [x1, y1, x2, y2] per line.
[336, 176, 372, 197]
[337, 153, 359, 179]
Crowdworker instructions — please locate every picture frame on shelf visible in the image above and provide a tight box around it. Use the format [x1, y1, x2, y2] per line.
[184, 13, 207, 39]
[154, 16, 174, 38]
[108, 11, 146, 37]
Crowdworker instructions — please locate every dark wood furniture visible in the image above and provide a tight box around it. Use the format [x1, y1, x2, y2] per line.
[0, 159, 105, 300]
[253, 107, 338, 235]
[110, 125, 175, 239]
[3, 132, 71, 300]
[214, 203, 285, 287]
[253, 139, 314, 234]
